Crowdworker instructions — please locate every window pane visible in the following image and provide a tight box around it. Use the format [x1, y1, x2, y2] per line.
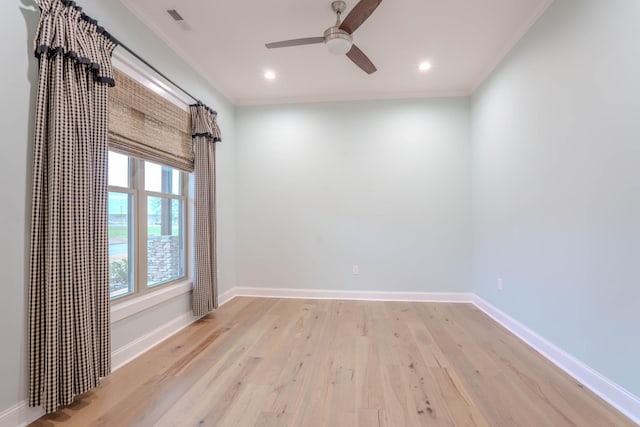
[108, 151, 129, 188]
[145, 161, 181, 195]
[147, 196, 184, 287]
[109, 192, 134, 299]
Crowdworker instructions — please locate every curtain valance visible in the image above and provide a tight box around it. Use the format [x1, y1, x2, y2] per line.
[34, 0, 117, 85]
[190, 103, 222, 143]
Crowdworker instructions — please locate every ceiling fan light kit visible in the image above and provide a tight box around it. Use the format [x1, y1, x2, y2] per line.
[324, 27, 353, 55]
[265, 0, 382, 74]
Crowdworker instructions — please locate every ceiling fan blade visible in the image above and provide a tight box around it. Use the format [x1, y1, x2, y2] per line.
[346, 44, 377, 74]
[339, 0, 382, 34]
[265, 37, 325, 49]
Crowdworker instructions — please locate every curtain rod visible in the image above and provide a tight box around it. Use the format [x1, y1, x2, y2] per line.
[112, 39, 217, 115]
[61, 0, 217, 114]
[113, 39, 214, 112]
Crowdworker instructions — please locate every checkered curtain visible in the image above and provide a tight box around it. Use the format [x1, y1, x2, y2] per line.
[29, 0, 117, 414]
[190, 104, 222, 316]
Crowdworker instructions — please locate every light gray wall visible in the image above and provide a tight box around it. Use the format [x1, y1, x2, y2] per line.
[471, 0, 640, 396]
[0, 0, 235, 413]
[0, 0, 38, 412]
[236, 98, 471, 293]
[5, 0, 639, 417]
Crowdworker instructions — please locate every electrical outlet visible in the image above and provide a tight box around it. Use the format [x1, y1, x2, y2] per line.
[497, 277, 503, 290]
[352, 265, 360, 275]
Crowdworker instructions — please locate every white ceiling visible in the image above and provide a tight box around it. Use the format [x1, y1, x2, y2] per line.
[120, 0, 553, 105]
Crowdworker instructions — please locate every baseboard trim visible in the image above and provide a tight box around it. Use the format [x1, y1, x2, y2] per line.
[112, 311, 195, 370]
[218, 287, 236, 306]
[111, 288, 240, 371]
[472, 295, 640, 425]
[230, 286, 474, 303]
[4, 291, 637, 426]
[0, 401, 44, 427]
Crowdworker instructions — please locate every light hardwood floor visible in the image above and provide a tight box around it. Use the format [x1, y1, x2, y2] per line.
[31, 297, 634, 426]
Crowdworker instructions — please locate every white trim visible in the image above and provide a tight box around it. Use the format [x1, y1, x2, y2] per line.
[112, 311, 195, 370]
[472, 295, 640, 425]
[111, 280, 192, 323]
[235, 90, 470, 107]
[469, 0, 555, 93]
[112, 50, 192, 110]
[0, 401, 43, 427]
[112, 290, 236, 370]
[218, 287, 237, 306]
[229, 286, 473, 303]
[111, 284, 239, 372]
[5, 290, 637, 426]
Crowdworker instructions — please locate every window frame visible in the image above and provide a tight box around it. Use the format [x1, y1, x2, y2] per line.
[109, 52, 196, 322]
[108, 152, 191, 304]
[107, 153, 136, 301]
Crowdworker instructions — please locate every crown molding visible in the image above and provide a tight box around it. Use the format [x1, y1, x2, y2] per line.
[236, 89, 470, 107]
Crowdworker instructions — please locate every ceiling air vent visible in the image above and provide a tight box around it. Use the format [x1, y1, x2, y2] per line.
[167, 9, 191, 30]
[167, 9, 184, 21]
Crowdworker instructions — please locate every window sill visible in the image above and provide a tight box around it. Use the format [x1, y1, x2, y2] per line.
[111, 280, 192, 323]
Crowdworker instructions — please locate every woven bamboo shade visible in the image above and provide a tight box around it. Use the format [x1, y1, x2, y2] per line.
[109, 68, 193, 171]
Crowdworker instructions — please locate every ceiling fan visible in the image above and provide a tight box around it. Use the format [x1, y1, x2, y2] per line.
[265, 0, 382, 74]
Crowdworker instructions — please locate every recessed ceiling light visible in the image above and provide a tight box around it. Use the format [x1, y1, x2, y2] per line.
[418, 61, 432, 72]
[264, 70, 276, 80]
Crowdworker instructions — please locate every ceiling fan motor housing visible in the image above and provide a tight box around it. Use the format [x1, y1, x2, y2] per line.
[324, 27, 353, 55]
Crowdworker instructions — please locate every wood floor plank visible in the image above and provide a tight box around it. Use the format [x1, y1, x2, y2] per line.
[30, 298, 636, 427]
[448, 303, 630, 427]
[267, 301, 328, 422]
[356, 408, 381, 427]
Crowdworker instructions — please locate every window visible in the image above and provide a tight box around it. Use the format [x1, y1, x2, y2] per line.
[108, 151, 189, 301]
